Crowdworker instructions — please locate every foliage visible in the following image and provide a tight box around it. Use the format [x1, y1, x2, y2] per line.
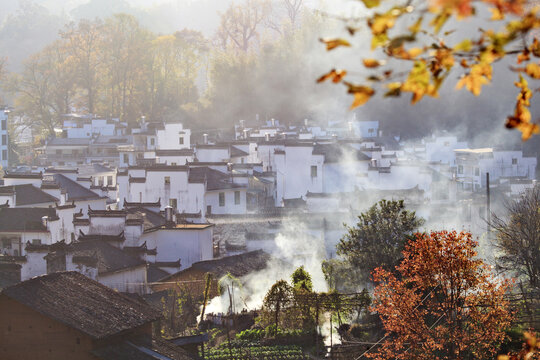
[370, 230, 513, 360]
[201, 342, 310, 360]
[318, 0, 540, 140]
[291, 266, 313, 292]
[335, 199, 424, 286]
[492, 184, 540, 290]
[160, 288, 200, 337]
[236, 326, 313, 341]
[4, 14, 207, 134]
[261, 279, 294, 333]
[498, 331, 540, 360]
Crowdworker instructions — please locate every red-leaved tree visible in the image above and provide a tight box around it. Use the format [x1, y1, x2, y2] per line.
[369, 231, 513, 360]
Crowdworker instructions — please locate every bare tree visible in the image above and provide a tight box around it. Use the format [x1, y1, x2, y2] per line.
[216, 0, 271, 52]
[492, 184, 540, 290]
[283, 0, 303, 28]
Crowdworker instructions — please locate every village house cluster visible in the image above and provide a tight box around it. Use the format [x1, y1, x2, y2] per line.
[0, 111, 536, 358]
[0, 114, 537, 294]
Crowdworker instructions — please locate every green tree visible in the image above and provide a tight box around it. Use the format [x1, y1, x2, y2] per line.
[262, 279, 293, 334]
[336, 199, 424, 285]
[492, 184, 540, 290]
[291, 265, 313, 292]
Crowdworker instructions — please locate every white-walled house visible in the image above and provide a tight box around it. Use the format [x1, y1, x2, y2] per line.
[140, 222, 214, 270]
[455, 148, 537, 191]
[274, 143, 324, 206]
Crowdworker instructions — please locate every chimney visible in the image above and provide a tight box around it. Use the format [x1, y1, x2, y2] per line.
[141, 115, 146, 124]
[271, 118, 276, 127]
[165, 206, 173, 223]
[203, 133, 208, 144]
[41, 216, 48, 229]
[304, 119, 308, 127]
[265, 133, 270, 142]
[378, 129, 383, 137]
[256, 114, 260, 123]
[348, 121, 353, 133]
[243, 129, 249, 139]
[239, 119, 245, 129]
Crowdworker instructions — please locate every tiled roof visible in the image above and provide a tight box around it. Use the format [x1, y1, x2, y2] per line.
[155, 149, 194, 156]
[47, 138, 91, 146]
[66, 240, 146, 274]
[1, 272, 160, 339]
[188, 166, 244, 190]
[230, 146, 249, 157]
[312, 143, 371, 163]
[0, 207, 57, 232]
[160, 250, 273, 282]
[0, 184, 59, 206]
[51, 174, 102, 201]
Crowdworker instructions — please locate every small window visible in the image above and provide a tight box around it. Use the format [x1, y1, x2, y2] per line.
[164, 176, 170, 185]
[474, 168, 479, 176]
[458, 165, 463, 174]
[150, 138, 155, 146]
[32, 239, 41, 245]
[123, 154, 129, 163]
[234, 191, 240, 205]
[219, 192, 225, 206]
[512, 158, 517, 165]
[107, 176, 113, 186]
[2, 238, 10, 249]
[1, 134, 6, 144]
[171, 162, 177, 166]
[1, 150, 6, 160]
[444, 141, 450, 146]
[1, 119, 6, 130]
[179, 136, 184, 145]
[169, 198, 177, 209]
[311, 165, 317, 178]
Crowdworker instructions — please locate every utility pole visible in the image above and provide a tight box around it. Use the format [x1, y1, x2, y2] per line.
[486, 172, 491, 234]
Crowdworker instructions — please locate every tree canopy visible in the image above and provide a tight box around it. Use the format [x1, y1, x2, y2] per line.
[370, 230, 513, 360]
[318, 0, 540, 140]
[335, 199, 424, 285]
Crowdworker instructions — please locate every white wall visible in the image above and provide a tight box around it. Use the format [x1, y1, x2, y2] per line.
[156, 123, 191, 150]
[205, 189, 246, 215]
[98, 265, 148, 294]
[141, 227, 213, 269]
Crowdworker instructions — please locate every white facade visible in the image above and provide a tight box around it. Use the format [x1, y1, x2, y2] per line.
[141, 225, 214, 269]
[274, 145, 324, 206]
[455, 148, 537, 190]
[156, 123, 191, 150]
[205, 189, 247, 215]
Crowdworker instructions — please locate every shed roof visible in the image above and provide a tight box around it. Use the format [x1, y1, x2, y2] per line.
[0, 207, 57, 232]
[0, 184, 59, 206]
[51, 174, 102, 201]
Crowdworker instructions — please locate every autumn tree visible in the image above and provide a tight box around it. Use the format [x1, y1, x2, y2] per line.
[60, 19, 104, 114]
[492, 184, 540, 290]
[369, 231, 513, 360]
[335, 199, 424, 286]
[318, 0, 540, 140]
[101, 14, 151, 121]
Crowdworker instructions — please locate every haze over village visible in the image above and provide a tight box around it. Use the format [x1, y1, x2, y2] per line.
[0, 0, 538, 359]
